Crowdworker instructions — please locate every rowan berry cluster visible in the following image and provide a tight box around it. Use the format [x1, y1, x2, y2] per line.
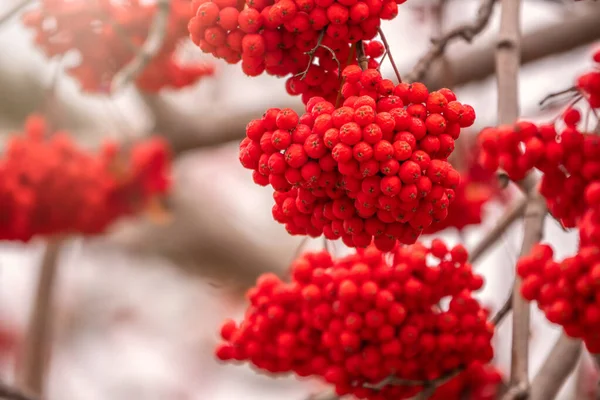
[216, 241, 493, 399]
[430, 362, 502, 400]
[517, 243, 600, 353]
[188, 0, 390, 103]
[22, 0, 215, 92]
[0, 115, 171, 241]
[477, 107, 600, 228]
[239, 67, 475, 250]
[426, 154, 498, 234]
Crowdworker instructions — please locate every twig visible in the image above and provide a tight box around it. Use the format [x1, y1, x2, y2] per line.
[491, 288, 513, 325]
[110, 0, 171, 92]
[357, 40, 369, 71]
[0, 0, 34, 26]
[538, 86, 577, 107]
[295, 30, 327, 79]
[468, 196, 528, 264]
[405, 0, 498, 83]
[17, 239, 62, 395]
[377, 28, 402, 82]
[0, 382, 39, 400]
[529, 334, 581, 400]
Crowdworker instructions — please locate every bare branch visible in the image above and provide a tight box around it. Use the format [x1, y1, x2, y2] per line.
[529, 334, 582, 400]
[0, 382, 39, 400]
[491, 288, 513, 325]
[17, 239, 62, 395]
[111, 0, 171, 92]
[405, 0, 498, 83]
[0, 0, 34, 26]
[469, 196, 527, 264]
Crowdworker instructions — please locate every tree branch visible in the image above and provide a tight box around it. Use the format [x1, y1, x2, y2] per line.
[529, 334, 581, 400]
[0, 382, 39, 400]
[406, 0, 498, 83]
[17, 239, 62, 396]
[111, 0, 171, 92]
[421, 3, 600, 90]
[0, 0, 34, 26]
[468, 196, 527, 264]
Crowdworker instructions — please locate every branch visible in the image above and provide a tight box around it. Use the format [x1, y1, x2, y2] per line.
[0, 0, 34, 26]
[468, 196, 527, 264]
[357, 40, 369, 71]
[420, 3, 600, 90]
[529, 334, 581, 400]
[110, 0, 171, 92]
[491, 288, 513, 325]
[405, 0, 498, 83]
[0, 382, 39, 400]
[17, 239, 62, 395]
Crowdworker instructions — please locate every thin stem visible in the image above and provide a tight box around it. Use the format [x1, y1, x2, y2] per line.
[111, 0, 171, 92]
[405, 0, 498, 83]
[491, 288, 513, 325]
[0, 0, 34, 26]
[538, 86, 577, 107]
[377, 28, 402, 82]
[357, 40, 368, 71]
[468, 196, 527, 264]
[295, 30, 327, 79]
[17, 239, 62, 396]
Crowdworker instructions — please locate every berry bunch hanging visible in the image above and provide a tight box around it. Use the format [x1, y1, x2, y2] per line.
[517, 242, 600, 353]
[576, 48, 600, 108]
[477, 106, 600, 228]
[0, 115, 171, 241]
[216, 241, 493, 400]
[23, 0, 215, 92]
[239, 66, 475, 251]
[188, 0, 391, 103]
[429, 362, 503, 400]
[426, 150, 499, 234]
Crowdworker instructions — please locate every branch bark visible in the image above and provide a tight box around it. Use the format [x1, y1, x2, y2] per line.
[111, 0, 171, 92]
[421, 3, 600, 89]
[17, 239, 62, 396]
[529, 334, 581, 400]
[406, 0, 498, 83]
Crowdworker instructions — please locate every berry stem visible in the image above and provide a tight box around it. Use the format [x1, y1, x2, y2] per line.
[17, 238, 63, 396]
[295, 30, 327, 80]
[377, 28, 402, 83]
[110, 0, 171, 93]
[538, 86, 577, 107]
[356, 40, 368, 71]
[335, 42, 357, 107]
[529, 334, 582, 400]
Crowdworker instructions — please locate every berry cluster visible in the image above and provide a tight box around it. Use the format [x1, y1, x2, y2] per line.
[576, 48, 600, 108]
[0, 115, 171, 241]
[216, 241, 493, 399]
[478, 108, 600, 228]
[426, 152, 498, 234]
[23, 0, 215, 92]
[517, 243, 600, 353]
[240, 67, 475, 251]
[188, 0, 390, 103]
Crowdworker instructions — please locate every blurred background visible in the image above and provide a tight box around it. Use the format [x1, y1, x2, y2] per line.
[0, 0, 599, 399]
